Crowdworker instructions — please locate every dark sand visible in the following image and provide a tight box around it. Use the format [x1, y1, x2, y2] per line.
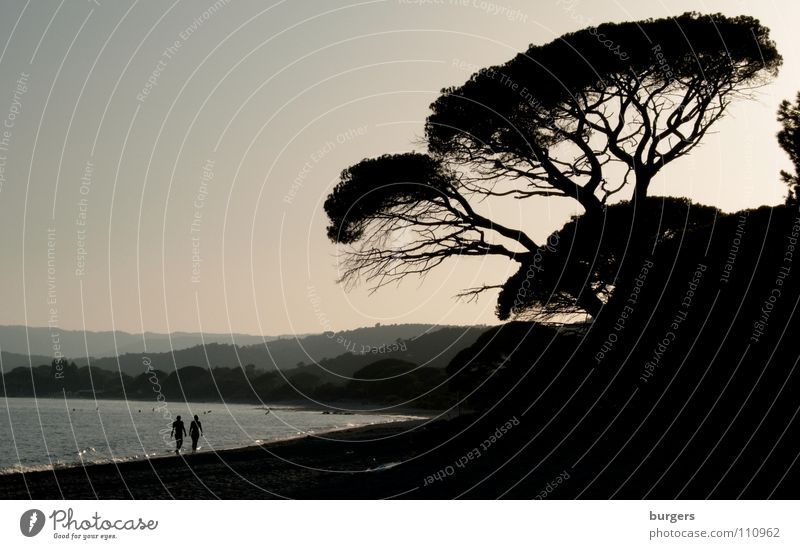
[0, 412, 591, 499]
[4, 410, 797, 499]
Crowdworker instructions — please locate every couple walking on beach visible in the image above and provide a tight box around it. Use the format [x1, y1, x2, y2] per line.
[170, 415, 203, 454]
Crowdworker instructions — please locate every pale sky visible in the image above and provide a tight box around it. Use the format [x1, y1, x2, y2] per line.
[0, 0, 797, 336]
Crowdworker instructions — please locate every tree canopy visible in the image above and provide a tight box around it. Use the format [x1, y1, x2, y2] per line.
[777, 92, 800, 204]
[324, 12, 781, 318]
[494, 197, 721, 320]
[426, 12, 780, 213]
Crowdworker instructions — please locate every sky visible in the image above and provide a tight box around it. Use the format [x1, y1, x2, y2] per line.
[0, 0, 797, 337]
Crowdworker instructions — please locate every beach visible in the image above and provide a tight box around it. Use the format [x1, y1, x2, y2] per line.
[0, 419, 436, 499]
[0, 413, 549, 499]
[3, 406, 798, 499]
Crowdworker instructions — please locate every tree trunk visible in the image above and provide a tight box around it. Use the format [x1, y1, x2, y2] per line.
[570, 205, 605, 318]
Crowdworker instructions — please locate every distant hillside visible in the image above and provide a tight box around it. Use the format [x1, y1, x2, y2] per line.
[14, 324, 488, 377]
[342, 359, 451, 407]
[290, 326, 487, 383]
[0, 325, 282, 358]
[1, 327, 487, 409]
[0, 351, 55, 370]
[0, 323, 480, 364]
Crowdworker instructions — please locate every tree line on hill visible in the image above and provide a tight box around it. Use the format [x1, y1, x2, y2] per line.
[0, 326, 486, 409]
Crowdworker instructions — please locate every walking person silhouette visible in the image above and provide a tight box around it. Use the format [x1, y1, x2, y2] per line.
[189, 415, 203, 453]
[171, 415, 187, 454]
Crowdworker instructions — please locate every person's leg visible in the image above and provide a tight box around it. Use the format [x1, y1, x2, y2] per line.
[176, 438, 182, 453]
[191, 436, 198, 452]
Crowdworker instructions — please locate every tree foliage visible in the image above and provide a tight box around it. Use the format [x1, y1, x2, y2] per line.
[324, 12, 780, 318]
[427, 12, 780, 212]
[494, 197, 720, 320]
[777, 92, 800, 204]
[324, 152, 534, 290]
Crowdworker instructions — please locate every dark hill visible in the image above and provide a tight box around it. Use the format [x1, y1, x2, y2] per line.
[83, 324, 487, 377]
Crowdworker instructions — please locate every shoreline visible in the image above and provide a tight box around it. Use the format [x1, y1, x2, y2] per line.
[0, 418, 434, 499]
[0, 417, 428, 478]
[0, 404, 439, 478]
[0, 394, 442, 416]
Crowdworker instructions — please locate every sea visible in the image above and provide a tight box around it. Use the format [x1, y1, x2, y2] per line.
[0, 396, 421, 474]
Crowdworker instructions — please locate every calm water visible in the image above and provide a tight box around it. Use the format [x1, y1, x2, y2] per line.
[0, 397, 420, 473]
